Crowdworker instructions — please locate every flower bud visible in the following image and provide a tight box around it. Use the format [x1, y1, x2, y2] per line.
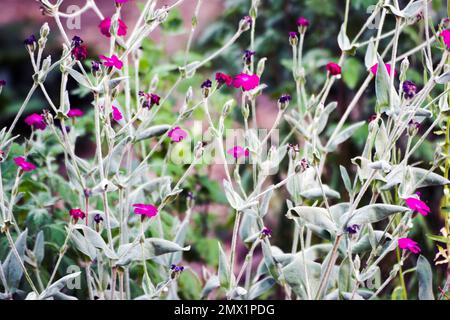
[40, 22, 50, 39]
[400, 57, 409, 82]
[289, 31, 298, 46]
[239, 16, 252, 32]
[278, 94, 291, 110]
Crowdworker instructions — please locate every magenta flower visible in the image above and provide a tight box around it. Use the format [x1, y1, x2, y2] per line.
[227, 146, 249, 159]
[232, 73, 260, 91]
[139, 91, 161, 109]
[326, 62, 341, 76]
[215, 72, 233, 86]
[99, 54, 123, 70]
[398, 238, 421, 254]
[405, 195, 430, 217]
[440, 30, 450, 49]
[112, 106, 123, 122]
[133, 203, 158, 218]
[69, 208, 86, 221]
[25, 113, 46, 130]
[168, 127, 188, 142]
[67, 108, 84, 118]
[72, 45, 88, 61]
[98, 17, 127, 38]
[297, 17, 310, 27]
[370, 63, 397, 76]
[14, 157, 36, 172]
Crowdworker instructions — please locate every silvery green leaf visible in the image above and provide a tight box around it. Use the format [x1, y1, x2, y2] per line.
[223, 180, 243, 210]
[338, 258, 353, 294]
[358, 265, 380, 282]
[375, 56, 390, 109]
[352, 231, 392, 254]
[261, 241, 278, 279]
[337, 24, 352, 51]
[436, 69, 450, 84]
[287, 206, 337, 232]
[364, 38, 376, 69]
[66, 68, 93, 89]
[71, 229, 97, 261]
[327, 121, 365, 152]
[300, 185, 341, 200]
[239, 212, 258, 243]
[339, 166, 352, 194]
[368, 160, 392, 172]
[259, 188, 273, 218]
[218, 242, 231, 288]
[33, 231, 45, 265]
[330, 203, 350, 224]
[281, 254, 322, 299]
[73, 225, 117, 259]
[367, 223, 377, 249]
[270, 246, 295, 266]
[417, 255, 434, 300]
[227, 286, 247, 300]
[257, 57, 267, 77]
[380, 166, 450, 190]
[2, 229, 28, 290]
[91, 179, 118, 195]
[344, 204, 408, 226]
[316, 102, 337, 135]
[135, 125, 171, 142]
[248, 277, 275, 300]
[201, 275, 220, 299]
[374, 121, 389, 161]
[383, 4, 405, 17]
[108, 77, 128, 91]
[169, 218, 190, 265]
[422, 48, 433, 73]
[352, 156, 386, 182]
[284, 114, 311, 139]
[402, 1, 424, 18]
[116, 239, 190, 266]
[107, 136, 131, 176]
[39, 272, 81, 300]
[65, 159, 83, 192]
[248, 84, 267, 97]
[53, 292, 78, 300]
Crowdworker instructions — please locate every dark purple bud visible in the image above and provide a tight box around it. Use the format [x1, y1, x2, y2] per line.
[261, 227, 272, 237]
[201, 79, 212, 89]
[91, 61, 101, 72]
[346, 224, 360, 234]
[24, 34, 37, 46]
[408, 119, 421, 129]
[71, 36, 83, 47]
[243, 50, 255, 65]
[94, 214, 104, 224]
[0, 80, 6, 87]
[402, 80, 417, 99]
[187, 191, 196, 200]
[289, 32, 298, 39]
[368, 114, 378, 122]
[278, 94, 291, 104]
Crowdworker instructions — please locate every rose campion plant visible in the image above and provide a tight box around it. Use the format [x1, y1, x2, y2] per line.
[0, 0, 449, 302]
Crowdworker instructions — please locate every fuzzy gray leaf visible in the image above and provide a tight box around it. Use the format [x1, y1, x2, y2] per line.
[417, 255, 434, 300]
